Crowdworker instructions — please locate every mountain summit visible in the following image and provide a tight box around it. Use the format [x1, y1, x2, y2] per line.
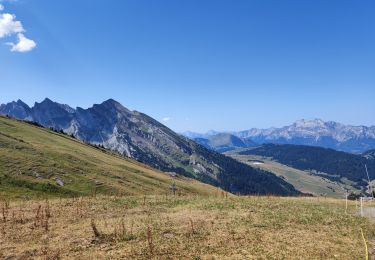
[0, 98, 299, 196]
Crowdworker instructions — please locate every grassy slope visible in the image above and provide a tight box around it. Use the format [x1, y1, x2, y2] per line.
[0, 195, 374, 259]
[226, 151, 360, 198]
[0, 116, 220, 198]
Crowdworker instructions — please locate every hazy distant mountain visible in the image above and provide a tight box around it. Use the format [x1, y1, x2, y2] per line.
[194, 133, 256, 152]
[0, 98, 299, 196]
[183, 119, 375, 153]
[182, 130, 222, 139]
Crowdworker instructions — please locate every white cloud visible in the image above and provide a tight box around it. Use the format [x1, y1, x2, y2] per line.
[0, 13, 24, 37]
[0, 4, 36, 52]
[8, 33, 36, 52]
[162, 117, 171, 122]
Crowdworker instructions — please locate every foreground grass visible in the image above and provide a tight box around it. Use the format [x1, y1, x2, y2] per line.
[1, 195, 374, 259]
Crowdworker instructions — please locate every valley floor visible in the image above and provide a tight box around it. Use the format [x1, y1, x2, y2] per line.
[1, 195, 374, 259]
[226, 152, 360, 198]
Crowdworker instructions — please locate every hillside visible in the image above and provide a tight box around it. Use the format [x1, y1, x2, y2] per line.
[0, 99, 300, 196]
[226, 151, 361, 198]
[0, 116, 221, 198]
[239, 144, 375, 190]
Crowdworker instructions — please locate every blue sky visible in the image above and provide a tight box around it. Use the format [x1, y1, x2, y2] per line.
[1, 0, 374, 132]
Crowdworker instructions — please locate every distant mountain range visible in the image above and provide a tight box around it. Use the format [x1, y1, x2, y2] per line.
[183, 119, 375, 153]
[0, 98, 299, 196]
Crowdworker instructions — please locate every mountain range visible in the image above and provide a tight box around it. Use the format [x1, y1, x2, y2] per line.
[184, 119, 375, 153]
[0, 98, 299, 196]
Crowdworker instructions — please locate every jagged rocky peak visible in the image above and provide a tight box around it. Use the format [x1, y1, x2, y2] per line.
[34, 97, 55, 109]
[92, 98, 132, 114]
[0, 99, 27, 109]
[293, 118, 326, 128]
[16, 99, 30, 107]
[34, 98, 75, 113]
[98, 98, 120, 107]
[38, 97, 53, 104]
[102, 98, 119, 105]
[0, 99, 32, 119]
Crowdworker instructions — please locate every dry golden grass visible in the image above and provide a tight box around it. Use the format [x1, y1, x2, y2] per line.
[1, 195, 374, 259]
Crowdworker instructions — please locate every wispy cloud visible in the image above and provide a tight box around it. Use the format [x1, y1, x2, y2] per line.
[162, 117, 171, 122]
[0, 2, 36, 52]
[7, 32, 36, 52]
